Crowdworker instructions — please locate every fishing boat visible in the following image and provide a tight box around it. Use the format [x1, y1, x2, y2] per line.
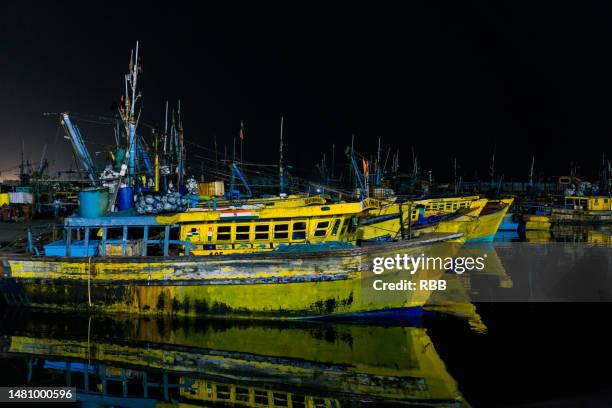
[463, 198, 514, 242]
[0, 199, 462, 319]
[550, 195, 612, 224]
[419, 198, 513, 243]
[357, 195, 486, 242]
[0, 312, 470, 406]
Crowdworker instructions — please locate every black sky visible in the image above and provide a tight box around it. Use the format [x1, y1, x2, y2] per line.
[1, 1, 611, 181]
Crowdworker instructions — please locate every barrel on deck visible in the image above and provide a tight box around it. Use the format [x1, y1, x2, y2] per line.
[117, 186, 135, 210]
[79, 187, 109, 218]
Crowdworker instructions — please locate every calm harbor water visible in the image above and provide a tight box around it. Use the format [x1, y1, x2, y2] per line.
[1, 225, 611, 407]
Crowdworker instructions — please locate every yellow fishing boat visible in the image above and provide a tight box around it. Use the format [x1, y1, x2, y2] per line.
[420, 198, 513, 242]
[551, 195, 612, 224]
[0, 234, 458, 318]
[358, 195, 485, 242]
[460, 198, 513, 242]
[0, 313, 470, 406]
[0, 197, 461, 318]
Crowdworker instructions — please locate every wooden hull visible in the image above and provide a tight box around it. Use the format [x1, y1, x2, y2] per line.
[0, 234, 461, 319]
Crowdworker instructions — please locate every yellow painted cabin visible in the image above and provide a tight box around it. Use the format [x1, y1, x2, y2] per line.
[158, 200, 380, 255]
[564, 196, 612, 211]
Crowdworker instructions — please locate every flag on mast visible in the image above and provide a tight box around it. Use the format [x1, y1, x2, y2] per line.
[239, 121, 245, 140]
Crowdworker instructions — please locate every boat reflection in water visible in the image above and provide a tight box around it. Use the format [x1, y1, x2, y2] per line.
[0, 311, 470, 407]
[553, 225, 612, 245]
[425, 243, 512, 333]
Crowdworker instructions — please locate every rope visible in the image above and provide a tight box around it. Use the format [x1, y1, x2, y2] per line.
[87, 256, 92, 307]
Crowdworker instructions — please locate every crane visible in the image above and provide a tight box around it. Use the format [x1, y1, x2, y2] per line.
[60, 112, 98, 184]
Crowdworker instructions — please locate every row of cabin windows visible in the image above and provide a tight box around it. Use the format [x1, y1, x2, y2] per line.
[210, 382, 337, 408]
[202, 219, 343, 242]
[424, 201, 469, 211]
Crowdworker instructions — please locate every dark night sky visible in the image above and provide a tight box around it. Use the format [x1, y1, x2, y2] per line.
[1, 1, 612, 181]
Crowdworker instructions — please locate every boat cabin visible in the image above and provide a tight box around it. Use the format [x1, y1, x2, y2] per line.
[564, 196, 612, 212]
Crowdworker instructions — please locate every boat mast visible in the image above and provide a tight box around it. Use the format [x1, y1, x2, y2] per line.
[529, 155, 535, 187]
[490, 144, 496, 187]
[279, 116, 284, 195]
[126, 41, 140, 187]
[331, 143, 335, 180]
[454, 157, 457, 195]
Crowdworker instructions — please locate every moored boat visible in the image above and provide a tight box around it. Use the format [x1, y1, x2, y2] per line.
[551, 195, 612, 224]
[422, 198, 513, 243]
[358, 195, 487, 242]
[0, 200, 462, 319]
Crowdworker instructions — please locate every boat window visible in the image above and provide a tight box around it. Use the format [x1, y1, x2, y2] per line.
[255, 232, 269, 240]
[274, 232, 289, 239]
[292, 231, 306, 240]
[236, 225, 250, 241]
[255, 224, 269, 232]
[217, 384, 231, 400]
[292, 395, 307, 408]
[275, 224, 289, 232]
[347, 216, 358, 233]
[254, 390, 269, 405]
[316, 221, 329, 229]
[217, 227, 231, 241]
[293, 221, 306, 230]
[320, 206, 331, 211]
[331, 219, 341, 235]
[445, 202, 452, 209]
[235, 387, 250, 403]
[218, 226, 231, 233]
[292, 221, 307, 240]
[272, 392, 289, 406]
